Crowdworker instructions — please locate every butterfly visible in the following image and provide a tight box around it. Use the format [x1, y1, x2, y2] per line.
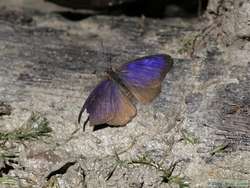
[78, 54, 173, 128]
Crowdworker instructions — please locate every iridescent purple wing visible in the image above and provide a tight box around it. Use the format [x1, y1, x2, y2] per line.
[78, 79, 136, 126]
[118, 54, 173, 103]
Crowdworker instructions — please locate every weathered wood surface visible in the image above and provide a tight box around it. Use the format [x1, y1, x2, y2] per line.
[0, 1, 249, 187]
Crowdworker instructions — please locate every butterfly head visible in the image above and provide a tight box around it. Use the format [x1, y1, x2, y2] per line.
[106, 67, 116, 78]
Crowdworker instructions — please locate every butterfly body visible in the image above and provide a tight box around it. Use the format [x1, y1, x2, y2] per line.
[78, 54, 173, 127]
[106, 68, 135, 102]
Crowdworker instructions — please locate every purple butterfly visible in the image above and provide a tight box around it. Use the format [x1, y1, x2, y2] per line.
[78, 54, 173, 128]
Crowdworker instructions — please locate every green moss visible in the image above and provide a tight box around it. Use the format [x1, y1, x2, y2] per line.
[162, 174, 190, 188]
[0, 176, 18, 187]
[44, 176, 60, 188]
[107, 152, 190, 187]
[0, 113, 53, 188]
[209, 143, 230, 156]
[0, 148, 18, 160]
[178, 34, 198, 55]
[0, 112, 52, 142]
[130, 155, 189, 187]
[180, 129, 200, 145]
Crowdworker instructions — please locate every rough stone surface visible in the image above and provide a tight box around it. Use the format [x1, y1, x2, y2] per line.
[206, 0, 250, 44]
[0, 0, 249, 188]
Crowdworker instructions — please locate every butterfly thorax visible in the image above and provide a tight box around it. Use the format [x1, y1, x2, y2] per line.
[106, 68, 135, 102]
[106, 68, 117, 80]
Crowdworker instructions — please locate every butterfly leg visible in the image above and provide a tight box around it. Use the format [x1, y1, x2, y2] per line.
[83, 116, 89, 132]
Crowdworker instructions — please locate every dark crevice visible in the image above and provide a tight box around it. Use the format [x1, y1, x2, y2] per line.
[0, 161, 15, 177]
[46, 161, 76, 180]
[239, 35, 250, 41]
[0, 102, 12, 116]
[55, 11, 93, 21]
[48, 0, 209, 20]
[111, 0, 209, 18]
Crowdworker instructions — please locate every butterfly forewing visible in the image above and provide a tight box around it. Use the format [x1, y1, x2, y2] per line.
[78, 79, 136, 126]
[118, 54, 173, 103]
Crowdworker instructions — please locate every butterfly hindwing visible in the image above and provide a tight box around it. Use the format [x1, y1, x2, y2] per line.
[78, 79, 136, 126]
[118, 54, 173, 103]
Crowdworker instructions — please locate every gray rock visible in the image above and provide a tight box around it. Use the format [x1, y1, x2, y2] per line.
[0, 0, 249, 187]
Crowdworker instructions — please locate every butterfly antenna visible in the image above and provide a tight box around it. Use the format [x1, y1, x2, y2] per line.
[100, 40, 113, 71]
[108, 51, 112, 71]
[100, 40, 107, 69]
[100, 40, 104, 54]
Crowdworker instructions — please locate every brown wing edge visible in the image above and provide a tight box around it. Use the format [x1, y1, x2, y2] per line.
[130, 84, 162, 104]
[124, 54, 173, 104]
[160, 54, 174, 81]
[107, 90, 137, 126]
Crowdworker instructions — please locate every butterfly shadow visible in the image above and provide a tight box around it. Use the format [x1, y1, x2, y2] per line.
[93, 124, 126, 131]
[82, 117, 126, 131]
